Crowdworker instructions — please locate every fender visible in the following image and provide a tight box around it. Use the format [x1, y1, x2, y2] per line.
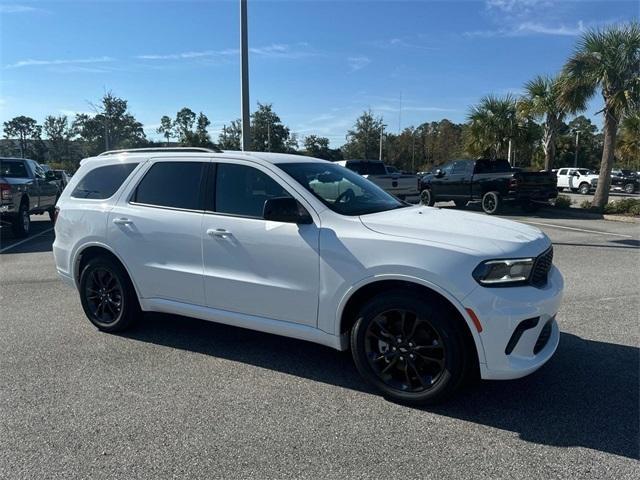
[334, 273, 487, 364]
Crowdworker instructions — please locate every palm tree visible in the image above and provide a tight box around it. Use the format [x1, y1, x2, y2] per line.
[520, 75, 581, 171]
[467, 94, 517, 159]
[560, 22, 640, 209]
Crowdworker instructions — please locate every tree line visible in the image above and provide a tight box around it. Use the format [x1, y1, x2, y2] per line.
[2, 22, 637, 209]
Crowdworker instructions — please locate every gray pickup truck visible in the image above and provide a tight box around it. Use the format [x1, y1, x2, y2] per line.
[336, 159, 420, 202]
[1, 157, 60, 237]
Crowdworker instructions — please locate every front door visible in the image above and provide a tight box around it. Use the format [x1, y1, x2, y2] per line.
[202, 161, 320, 327]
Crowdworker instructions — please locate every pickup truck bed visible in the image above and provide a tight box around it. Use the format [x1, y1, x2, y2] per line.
[420, 159, 557, 214]
[337, 160, 420, 202]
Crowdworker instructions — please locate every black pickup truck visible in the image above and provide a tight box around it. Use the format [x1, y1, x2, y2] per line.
[419, 159, 558, 214]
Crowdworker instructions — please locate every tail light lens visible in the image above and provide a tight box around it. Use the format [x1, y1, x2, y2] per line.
[1, 183, 11, 201]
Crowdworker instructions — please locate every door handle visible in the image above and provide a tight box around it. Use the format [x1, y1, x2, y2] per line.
[207, 228, 232, 238]
[112, 217, 133, 225]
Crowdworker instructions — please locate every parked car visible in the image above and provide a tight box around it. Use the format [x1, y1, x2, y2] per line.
[336, 159, 420, 203]
[556, 168, 599, 194]
[52, 169, 72, 191]
[53, 147, 562, 405]
[1, 157, 60, 237]
[610, 169, 639, 194]
[420, 159, 558, 214]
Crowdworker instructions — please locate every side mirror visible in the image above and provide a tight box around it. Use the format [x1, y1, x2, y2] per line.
[263, 197, 313, 224]
[435, 169, 444, 178]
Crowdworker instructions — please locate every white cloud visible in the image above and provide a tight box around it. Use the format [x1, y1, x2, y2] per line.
[348, 56, 371, 72]
[374, 104, 459, 113]
[486, 0, 548, 14]
[465, 20, 586, 37]
[136, 43, 317, 62]
[0, 4, 45, 14]
[5, 56, 114, 69]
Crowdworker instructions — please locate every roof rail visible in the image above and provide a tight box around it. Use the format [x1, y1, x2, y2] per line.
[98, 147, 221, 156]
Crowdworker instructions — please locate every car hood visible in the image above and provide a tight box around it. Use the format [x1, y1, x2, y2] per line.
[360, 206, 550, 257]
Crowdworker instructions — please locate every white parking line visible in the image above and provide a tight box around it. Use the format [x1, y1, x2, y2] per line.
[0, 227, 55, 253]
[520, 220, 634, 238]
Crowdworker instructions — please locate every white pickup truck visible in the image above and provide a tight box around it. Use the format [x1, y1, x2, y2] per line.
[336, 160, 420, 202]
[556, 168, 599, 195]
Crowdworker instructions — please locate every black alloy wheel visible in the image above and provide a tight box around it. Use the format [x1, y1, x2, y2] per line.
[351, 291, 466, 405]
[420, 189, 435, 206]
[363, 309, 446, 392]
[624, 183, 635, 194]
[85, 268, 124, 326]
[79, 256, 139, 332]
[481, 191, 500, 215]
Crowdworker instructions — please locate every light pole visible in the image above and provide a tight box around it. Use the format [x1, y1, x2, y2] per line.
[240, 0, 251, 151]
[572, 128, 581, 167]
[379, 124, 387, 161]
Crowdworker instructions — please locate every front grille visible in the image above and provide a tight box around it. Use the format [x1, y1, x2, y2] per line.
[534, 320, 553, 354]
[530, 247, 553, 287]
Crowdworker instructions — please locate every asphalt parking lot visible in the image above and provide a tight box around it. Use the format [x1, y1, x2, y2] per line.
[1, 212, 638, 479]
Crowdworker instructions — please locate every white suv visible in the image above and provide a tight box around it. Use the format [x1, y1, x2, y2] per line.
[53, 148, 563, 404]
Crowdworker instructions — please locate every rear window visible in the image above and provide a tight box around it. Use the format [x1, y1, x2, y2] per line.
[346, 161, 387, 176]
[474, 160, 512, 174]
[0, 160, 28, 178]
[132, 161, 206, 210]
[71, 163, 138, 199]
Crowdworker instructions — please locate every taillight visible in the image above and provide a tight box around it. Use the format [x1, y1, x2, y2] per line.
[508, 178, 519, 189]
[1, 183, 11, 201]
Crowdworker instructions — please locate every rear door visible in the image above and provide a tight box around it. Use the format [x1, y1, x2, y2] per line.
[201, 159, 320, 326]
[448, 160, 472, 198]
[108, 158, 209, 306]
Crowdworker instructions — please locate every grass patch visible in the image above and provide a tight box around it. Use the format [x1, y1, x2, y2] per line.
[555, 195, 572, 209]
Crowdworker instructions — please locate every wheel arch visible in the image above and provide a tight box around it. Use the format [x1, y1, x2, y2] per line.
[336, 276, 485, 368]
[72, 243, 142, 301]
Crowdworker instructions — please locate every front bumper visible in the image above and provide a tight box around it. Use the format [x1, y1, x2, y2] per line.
[464, 265, 564, 380]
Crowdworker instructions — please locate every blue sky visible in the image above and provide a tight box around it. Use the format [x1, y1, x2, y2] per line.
[0, 0, 637, 146]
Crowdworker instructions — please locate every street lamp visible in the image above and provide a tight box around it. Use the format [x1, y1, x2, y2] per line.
[240, 0, 251, 151]
[379, 124, 387, 161]
[572, 128, 581, 167]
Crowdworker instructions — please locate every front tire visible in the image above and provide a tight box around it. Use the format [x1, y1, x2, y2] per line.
[578, 182, 591, 195]
[79, 256, 140, 332]
[481, 191, 500, 215]
[420, 189, 435, 206]
[624, 183, 636, 194]
[350, 291, 466, 405]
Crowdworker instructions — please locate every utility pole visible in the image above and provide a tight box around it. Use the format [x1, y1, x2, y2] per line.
[379, 124, 386, 161]
[240, 0, 251, 151]
[573, 129, 580, 167]
[507, 139, 512, 166]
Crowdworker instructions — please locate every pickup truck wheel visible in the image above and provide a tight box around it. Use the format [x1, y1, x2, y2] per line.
[420, 189, 434, 206]
[481, 191, 500, 215]
[453, 200, 467, 209]
[350, 291, 465, 405]
[79, 256, 140, 333]
[11, 202, 30, 238]
[624, 183, 636, 194]
[578, 183, 591, 195]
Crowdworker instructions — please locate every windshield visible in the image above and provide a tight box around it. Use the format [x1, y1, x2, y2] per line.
[0, 160, 28, 178]
[277, 162, 405, 216]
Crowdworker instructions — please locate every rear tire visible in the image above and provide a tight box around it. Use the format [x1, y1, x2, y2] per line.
[79, 256, 140, 333]
[481, 191, 500, 215]
[420, 189, 435, 207]
[11, 202, 30, 238]
[624, 183, 635, 194]
[350, 290, 467, 405]
[578, 183, 591, 195]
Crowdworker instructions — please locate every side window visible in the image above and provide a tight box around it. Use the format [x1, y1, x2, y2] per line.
[451, 161, 469, 174]
[345, 162, 363, 174]
[72, 163, 139, 199]
[215, 163, 291, 218]
[440, 163, 453, 174]
[133, 161, 205, 210]
[558, 169, 568, 175]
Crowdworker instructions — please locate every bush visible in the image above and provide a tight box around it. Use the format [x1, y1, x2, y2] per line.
[555, 195, 572, 208]
[579, 200, 592, 209]
[603, 198, 640, 215]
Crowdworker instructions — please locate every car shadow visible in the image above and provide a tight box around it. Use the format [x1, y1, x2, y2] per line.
[124, 313, 639, 460]
[0, 217, 54, 254]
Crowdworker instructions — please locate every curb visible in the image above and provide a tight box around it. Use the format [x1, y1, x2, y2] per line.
[552, 207, 640, 224]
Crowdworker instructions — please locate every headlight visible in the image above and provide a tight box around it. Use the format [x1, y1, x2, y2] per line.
[472, 258, 534, 286]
